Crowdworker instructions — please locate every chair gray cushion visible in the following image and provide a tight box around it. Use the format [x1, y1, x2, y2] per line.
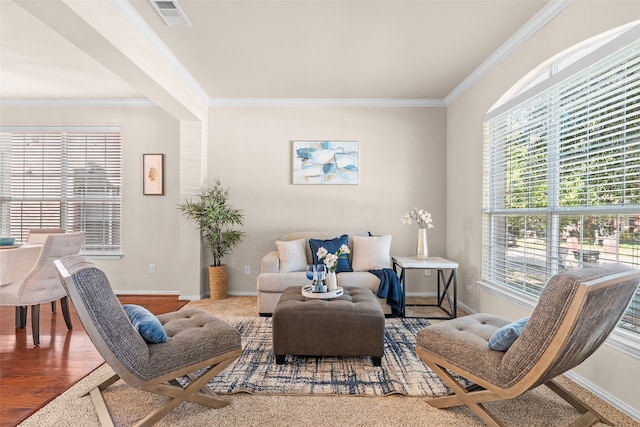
[416, 313, 510, 386]
[151, 309, 242, 378]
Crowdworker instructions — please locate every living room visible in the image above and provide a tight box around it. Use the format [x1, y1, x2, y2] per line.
[1, 0, 640, 425]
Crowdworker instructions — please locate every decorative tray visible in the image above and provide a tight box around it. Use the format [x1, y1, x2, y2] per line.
[301, 285, 344, 299]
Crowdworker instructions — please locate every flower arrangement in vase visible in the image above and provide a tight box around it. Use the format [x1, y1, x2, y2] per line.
[316, 244, 350, 291]
[401, 207, 434, 260]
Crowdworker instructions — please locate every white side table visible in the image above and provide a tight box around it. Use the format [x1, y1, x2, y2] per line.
[391, 256, 458, 319]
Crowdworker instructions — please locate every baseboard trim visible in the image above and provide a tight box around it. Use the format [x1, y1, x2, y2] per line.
[228, 291, 259, 297]
[115, 290, 180, 296]
[564, 371, 640, 423]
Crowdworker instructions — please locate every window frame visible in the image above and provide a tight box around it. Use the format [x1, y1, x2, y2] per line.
[0, 126, 123, 259]
[482, 25, 640, 357]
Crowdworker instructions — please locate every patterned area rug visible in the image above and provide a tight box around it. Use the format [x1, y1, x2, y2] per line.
[205, 317, 458, 397]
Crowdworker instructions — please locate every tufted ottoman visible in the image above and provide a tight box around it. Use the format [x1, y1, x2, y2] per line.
[272, 286, 385, 366]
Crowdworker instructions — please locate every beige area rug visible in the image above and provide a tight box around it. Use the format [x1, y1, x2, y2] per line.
[18, 297, 638, 426]
[188, 316, 456, 396]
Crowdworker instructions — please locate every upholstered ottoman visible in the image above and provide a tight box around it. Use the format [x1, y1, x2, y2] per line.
[272, 286, 385, 366]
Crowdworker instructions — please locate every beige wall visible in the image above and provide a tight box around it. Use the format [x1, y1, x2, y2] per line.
[208, 106, 447, 294]
[0, 106, 186, 295]
[1, 105, 447, 297]
[446, 2, 640, 415]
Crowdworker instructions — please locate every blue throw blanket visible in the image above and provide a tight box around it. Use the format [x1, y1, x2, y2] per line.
[369, 268, 403, 317]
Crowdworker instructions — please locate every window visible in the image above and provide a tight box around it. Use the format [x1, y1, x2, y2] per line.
[483, 27, 640, 336]
[0, 127, 122, 254]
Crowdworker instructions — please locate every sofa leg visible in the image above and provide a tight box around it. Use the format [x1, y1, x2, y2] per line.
[275, 355, 286, 364]
[259, 313, 272, 317]
[372, 356, 382, 366]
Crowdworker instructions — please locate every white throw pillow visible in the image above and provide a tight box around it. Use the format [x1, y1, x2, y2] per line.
[276, 238, 308, 273]
[352, 235, 392, 271]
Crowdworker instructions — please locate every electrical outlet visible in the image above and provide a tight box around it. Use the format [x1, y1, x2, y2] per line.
[424, 270, 431, 276]
[244, 265, 251, 275]
[149, 264, 156, 274]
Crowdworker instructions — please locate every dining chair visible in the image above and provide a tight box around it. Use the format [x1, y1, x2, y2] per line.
[25, 228, 65, 244]
[26, 228, 66, 313]
[0, 231, 85, 346]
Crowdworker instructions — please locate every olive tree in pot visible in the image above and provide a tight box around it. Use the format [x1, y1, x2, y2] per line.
[178, 178, 245, 300]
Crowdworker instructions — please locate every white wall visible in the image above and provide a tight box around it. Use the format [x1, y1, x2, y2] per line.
[446, 2, 640, 416]
[208, 106, 447, 294]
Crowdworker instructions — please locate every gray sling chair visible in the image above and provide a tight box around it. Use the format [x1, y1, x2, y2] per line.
[415, 263, 639, 427]
[55, 255, 242, 427]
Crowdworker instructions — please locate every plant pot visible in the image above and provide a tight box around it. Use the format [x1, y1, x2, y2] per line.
[208, 265, 228, 300]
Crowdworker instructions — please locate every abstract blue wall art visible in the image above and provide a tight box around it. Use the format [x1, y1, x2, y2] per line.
[292, 141, 359, 185]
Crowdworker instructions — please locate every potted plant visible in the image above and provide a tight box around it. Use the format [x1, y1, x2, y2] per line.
[178, 178, 245, 299]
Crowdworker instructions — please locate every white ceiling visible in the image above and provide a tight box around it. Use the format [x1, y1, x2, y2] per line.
[0, 0, 550, 102]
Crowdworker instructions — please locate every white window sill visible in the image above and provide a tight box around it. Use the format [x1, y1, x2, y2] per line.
[477, 280, 640, 359]
[79, 250, 124, 260]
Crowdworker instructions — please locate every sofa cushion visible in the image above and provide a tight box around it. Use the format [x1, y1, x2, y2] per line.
[275, 238, 307, 272]
[257, 272, 310, 292]
[416, 313, 509, 387]
[337, 271, 380, 293]
[351, 235, 392, 271]
[309, 234, 353, 273]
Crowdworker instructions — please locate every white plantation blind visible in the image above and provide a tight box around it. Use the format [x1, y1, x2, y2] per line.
[0, 127, 122, 252]
[483, 31, 640, 335]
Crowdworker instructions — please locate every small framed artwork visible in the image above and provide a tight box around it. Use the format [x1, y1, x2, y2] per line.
[143, 154, 164, 195]
[292, 140, 359, 185]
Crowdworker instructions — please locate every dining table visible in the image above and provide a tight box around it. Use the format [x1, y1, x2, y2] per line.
[0, 244, 43, 288]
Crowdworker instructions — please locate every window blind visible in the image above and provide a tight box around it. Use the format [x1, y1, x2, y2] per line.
[0, 127, 122, 252]
[483, 34, 640, 335]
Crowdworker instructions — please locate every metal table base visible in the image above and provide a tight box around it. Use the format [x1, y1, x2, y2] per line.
[392, 256, 458, 319]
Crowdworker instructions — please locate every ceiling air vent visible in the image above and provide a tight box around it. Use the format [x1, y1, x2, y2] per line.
[149, 0, 192, 27]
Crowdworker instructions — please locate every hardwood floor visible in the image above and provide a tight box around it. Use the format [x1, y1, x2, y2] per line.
[0, 295, 187, 427]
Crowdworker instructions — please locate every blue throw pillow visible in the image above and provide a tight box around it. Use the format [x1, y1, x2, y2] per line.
[123, 304, 168, 343]
[488, 317, 529, 351]
[309, 234, 353, 273]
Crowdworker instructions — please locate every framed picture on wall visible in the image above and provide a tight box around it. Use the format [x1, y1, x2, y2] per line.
[143, 153, 164, 195]
[292, 140, 359, 185]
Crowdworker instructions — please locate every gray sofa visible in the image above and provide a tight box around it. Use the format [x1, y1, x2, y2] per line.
[256, 231, 392, 316]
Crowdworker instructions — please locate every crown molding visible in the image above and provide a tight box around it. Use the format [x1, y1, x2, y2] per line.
[0, 98, 156, 108]
[444, 0, 572, 105]
[3, 1, 571, 111]
[0, 97, 444, 108]
[209, 98, 445, 108]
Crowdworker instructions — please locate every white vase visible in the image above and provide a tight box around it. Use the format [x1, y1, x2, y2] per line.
[416, 228, 429, 260]
[327, 271, 338, 291]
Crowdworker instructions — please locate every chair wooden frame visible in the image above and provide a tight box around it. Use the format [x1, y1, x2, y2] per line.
[55, 256, 242, 427]
[86, 350, 241, 427]
[416, 267, 640, 427]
